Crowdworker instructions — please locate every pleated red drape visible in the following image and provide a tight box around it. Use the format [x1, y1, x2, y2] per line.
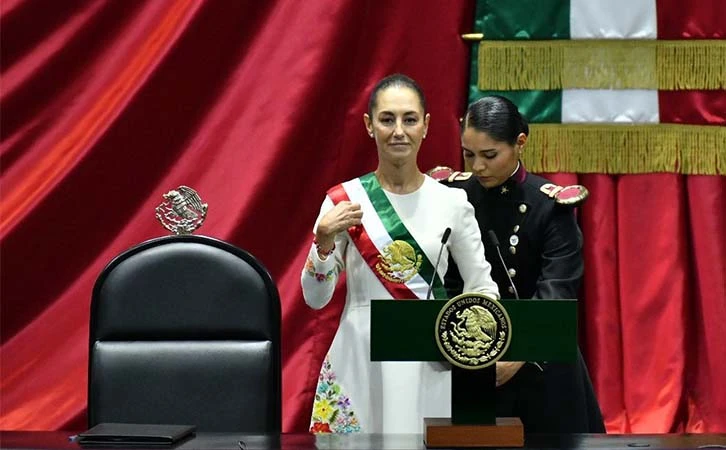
[1, 0, 724, 433]
[549, 172, 726, 433]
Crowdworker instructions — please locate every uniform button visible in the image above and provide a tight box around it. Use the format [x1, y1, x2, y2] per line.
[519, 204, 527, 213]
[509, 235, 519, 246]
[513, 225, 520, 233]
[509, 246, 516, 255]
[508, 286, 515, 294]
[508, 268, 517, 278]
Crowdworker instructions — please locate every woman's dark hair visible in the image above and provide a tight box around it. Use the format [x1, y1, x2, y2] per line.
[463, 95, 529, 145]
[368, 74, 427, 116]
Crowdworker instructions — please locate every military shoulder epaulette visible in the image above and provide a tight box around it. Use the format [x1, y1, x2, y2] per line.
[447, 171, 472, 182]
[539, 183, 589, 206]
[426, 166, 472, 183]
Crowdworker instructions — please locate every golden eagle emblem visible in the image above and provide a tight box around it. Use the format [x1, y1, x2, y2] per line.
[453, 305, 497, 344]
[436, 293, 511, 369]
[375, 240, 422, 283]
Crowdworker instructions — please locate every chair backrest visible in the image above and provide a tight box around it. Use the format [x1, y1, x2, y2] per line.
[88, 235, 281, 432]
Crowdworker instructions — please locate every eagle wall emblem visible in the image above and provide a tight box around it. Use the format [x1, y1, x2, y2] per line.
[155, 185, 208, 235]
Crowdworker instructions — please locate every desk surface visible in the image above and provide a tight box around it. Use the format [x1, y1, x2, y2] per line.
[2, 431, 725, 450]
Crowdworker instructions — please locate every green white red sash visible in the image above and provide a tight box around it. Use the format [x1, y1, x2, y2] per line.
[327, 172, 446, 300]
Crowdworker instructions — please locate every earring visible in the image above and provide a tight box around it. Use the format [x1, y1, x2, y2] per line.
[369, 133, 374, 138]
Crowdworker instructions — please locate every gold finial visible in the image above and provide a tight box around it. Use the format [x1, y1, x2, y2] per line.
[461, 33, 484, 41]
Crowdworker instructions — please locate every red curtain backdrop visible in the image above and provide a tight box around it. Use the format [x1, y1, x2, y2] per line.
[1, 0, 724, 434]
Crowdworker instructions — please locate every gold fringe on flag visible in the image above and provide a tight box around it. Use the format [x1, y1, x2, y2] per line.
[477, 40, 726, 90]
[518, 124, 726, 175]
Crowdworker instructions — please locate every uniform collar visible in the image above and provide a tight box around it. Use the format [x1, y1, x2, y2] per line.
[511, 161, 526, 184]
[479, 161, 526, 198]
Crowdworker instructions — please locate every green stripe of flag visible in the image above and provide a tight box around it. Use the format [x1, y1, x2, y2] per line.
[470, 0, 568, 123]
[359, 173, 447, 299]
[476, 0, 570, 40]
[470, 90, 562, 124]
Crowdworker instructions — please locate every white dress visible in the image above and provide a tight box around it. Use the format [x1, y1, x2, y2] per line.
[301, 175, 499, 434]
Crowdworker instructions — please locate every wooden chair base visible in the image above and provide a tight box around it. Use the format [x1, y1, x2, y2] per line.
[423, 417, 524, 448]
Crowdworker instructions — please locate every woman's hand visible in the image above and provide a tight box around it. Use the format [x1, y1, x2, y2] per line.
[495, 361, 525, 387]
[315, 201, 363, 251]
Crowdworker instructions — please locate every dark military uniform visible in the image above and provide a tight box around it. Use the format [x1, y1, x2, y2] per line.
[439, 163, 606, 433]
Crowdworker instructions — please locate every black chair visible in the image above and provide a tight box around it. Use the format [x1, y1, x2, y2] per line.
[88, 235, 281, 432]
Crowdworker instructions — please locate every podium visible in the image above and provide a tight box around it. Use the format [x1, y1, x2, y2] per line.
[371, 296, 577, 448]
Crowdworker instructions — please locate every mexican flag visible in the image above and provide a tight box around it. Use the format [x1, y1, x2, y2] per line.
[469, 0, 725, 175]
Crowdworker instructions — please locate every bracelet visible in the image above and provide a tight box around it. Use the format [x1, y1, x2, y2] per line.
[314, 239, 335, 257]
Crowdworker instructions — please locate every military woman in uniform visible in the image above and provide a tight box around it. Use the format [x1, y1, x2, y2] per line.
[439, 95, 606, 433]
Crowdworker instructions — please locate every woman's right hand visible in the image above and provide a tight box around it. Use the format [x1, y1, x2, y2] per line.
[315, 202, 363, 251]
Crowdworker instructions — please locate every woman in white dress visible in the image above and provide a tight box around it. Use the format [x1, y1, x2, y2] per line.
[301, 74, 500, 434]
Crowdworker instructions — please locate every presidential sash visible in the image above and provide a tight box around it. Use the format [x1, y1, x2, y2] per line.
[327, 173, 446, 300]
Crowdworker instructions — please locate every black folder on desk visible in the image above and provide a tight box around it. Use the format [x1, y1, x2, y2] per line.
[77, 423, 196, 447]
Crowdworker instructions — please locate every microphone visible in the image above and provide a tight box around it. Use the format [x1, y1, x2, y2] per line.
[486, 230, 519, 299]
[426, 227, 452, 300]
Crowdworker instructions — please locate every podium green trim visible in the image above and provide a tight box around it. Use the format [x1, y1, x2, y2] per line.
[370, 298, 577, 447]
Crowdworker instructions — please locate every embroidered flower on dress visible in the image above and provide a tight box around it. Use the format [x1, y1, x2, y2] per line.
[313, 398, 335, 422]
[309, 355, 361, 434]
[310, 422, 332, 433]
[305, 256, 335, 282]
